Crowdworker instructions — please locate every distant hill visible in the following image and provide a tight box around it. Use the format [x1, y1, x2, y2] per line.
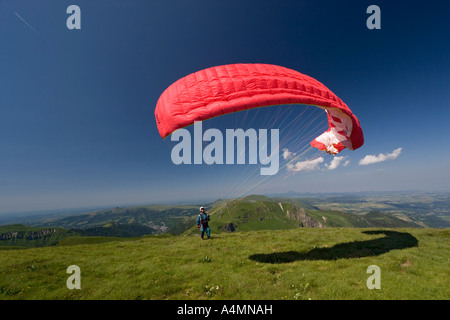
[203, 195, 322, 234]
[0, 204, 203, 249]
[268, 191, 450, 228]
[26, 204, 200, 235]
[184, 195, 420, 236]
[307, 210, 419, 228]
[0, 195, 426, 249]
[0, 224, 69, 249]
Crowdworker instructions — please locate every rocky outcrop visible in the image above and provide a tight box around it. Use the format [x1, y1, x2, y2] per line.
[285, 206, 323, 228]
[221, 222, 237, 232]
[0, 229, 58, 241]
[144, 221, 169, 233]
[25, 229, 58, 240]
[0, 231, 19, 240]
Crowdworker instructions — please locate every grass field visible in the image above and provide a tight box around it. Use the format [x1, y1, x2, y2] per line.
[0, 228, 448, 300]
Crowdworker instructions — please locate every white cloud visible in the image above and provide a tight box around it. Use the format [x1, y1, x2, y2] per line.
[282, 148, 296, 160]
[325, 156, 347, 170]
[359, 147, 402, 165]
[287, 157, 324, 172]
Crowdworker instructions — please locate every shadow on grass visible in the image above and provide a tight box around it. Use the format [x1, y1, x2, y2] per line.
[249, 230, 418, 264]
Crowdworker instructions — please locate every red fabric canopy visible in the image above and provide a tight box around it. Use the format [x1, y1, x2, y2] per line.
[155, 63, 363, 154]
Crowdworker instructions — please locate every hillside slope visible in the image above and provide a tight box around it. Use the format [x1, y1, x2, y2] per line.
[0, 227, 448, 300]
[207, 195, 322, 233]
[185, 195, 419, 235]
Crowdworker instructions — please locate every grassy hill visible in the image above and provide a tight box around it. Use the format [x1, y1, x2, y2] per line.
[0, 227, 448, 300]
[184, 195, 419, 236]
[204, 195, 314, 233]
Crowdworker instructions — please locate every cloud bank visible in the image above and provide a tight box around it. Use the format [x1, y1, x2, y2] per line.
[284, 148, 350, 174]
[282, 148, 296, 160]
[359, 147, 402, 165]
[325, 156, 350, 170]
[287, 157, 324, 172]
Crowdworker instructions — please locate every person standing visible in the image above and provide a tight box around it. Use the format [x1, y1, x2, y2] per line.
[197, 207, 210, 240]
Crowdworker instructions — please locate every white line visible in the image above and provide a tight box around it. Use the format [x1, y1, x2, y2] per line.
[14, 11, 39, 36]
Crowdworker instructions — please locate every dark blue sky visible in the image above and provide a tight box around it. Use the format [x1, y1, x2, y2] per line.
[1, 0, 449, 213]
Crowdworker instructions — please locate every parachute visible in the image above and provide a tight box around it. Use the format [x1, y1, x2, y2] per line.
[155, 63, 363, 155]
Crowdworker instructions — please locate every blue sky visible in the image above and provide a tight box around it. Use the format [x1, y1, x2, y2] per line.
[0, 0, 449, 214]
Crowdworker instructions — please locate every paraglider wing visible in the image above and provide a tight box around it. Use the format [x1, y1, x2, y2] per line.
[155, 63, 363, 154]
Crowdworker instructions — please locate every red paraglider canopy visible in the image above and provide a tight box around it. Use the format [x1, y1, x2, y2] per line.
[155, 63, 363, 154]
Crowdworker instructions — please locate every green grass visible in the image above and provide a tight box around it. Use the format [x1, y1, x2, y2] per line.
[0, 228, 448, 300]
